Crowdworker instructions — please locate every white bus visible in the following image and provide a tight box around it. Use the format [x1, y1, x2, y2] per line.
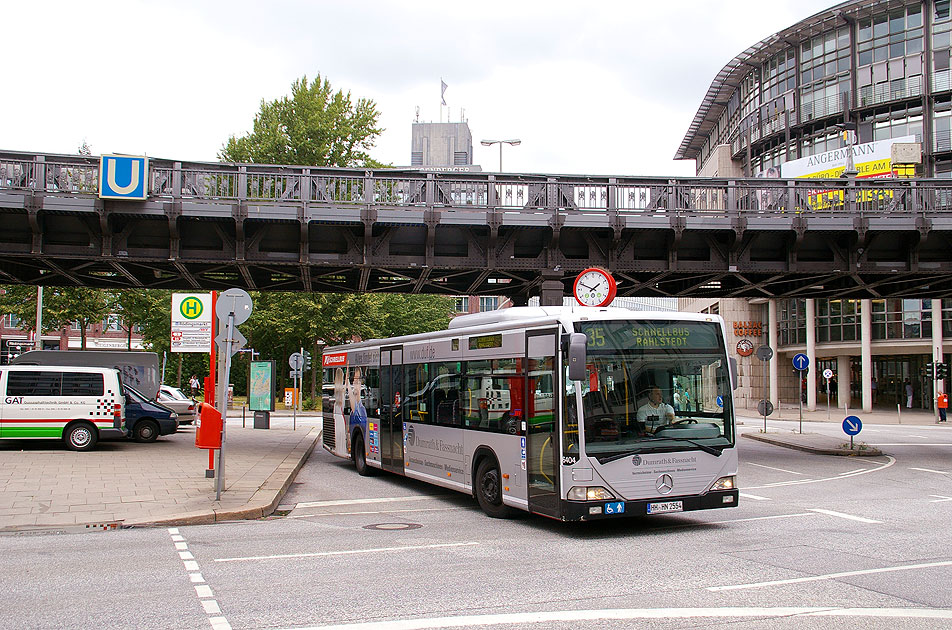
[321, 306, 738, 521]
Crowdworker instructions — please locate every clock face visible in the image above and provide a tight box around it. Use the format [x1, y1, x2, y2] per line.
[574, 268, 615, 307]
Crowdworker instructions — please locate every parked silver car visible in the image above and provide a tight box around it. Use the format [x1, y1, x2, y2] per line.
[157, 385, 198, 424]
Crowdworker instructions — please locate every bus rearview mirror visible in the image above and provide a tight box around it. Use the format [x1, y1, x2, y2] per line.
[568, 333, 587, 381]
[729, 357, 738, 390]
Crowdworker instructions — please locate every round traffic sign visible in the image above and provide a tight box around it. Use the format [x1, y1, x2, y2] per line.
[716, 395, 724, 408]
[756, 345, 774, 361]
[757, 399, 774, 416]
[842, 415, 863, 436]
[823, 368, 834, 380]
[792, 353, 810, 371]
[289, 352, 304, 370]
[216, 288, 253, 325]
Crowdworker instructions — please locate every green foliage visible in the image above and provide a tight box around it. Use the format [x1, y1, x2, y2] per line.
[302, 396, 320, 411]
[0, 285, 41, 333]
[219, 74, 384, 168]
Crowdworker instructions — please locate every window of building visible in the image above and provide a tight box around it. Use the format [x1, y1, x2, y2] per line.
[479, 297, 499, 312]
[2, 314, 21, 329]
[103, 315, 122, 332]
[454, 297, 468, 313]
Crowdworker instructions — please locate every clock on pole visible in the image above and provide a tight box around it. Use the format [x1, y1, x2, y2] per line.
[573, 267, 617, 307]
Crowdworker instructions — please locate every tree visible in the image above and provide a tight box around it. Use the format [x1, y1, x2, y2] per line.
[0, 285, 42, 335]
[39, 288, 111, 349]
[220, 74, 384, 168]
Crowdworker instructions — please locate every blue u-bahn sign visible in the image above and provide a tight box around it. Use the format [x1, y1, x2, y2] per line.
[99, 154, 149, 200]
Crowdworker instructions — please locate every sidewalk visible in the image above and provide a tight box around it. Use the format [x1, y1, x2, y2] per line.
[738, 403, 948, 456]
[0, 411, 323, 532]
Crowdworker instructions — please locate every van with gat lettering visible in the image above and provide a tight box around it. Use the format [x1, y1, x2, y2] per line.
[0, 365, 126, 451]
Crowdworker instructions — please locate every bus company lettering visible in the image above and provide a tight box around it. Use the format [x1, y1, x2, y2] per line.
[631, 327, 690, 348]
[633, 455, 697, 466]
[410, 436, 464, 456]
[322, 353, 347, 367]
[349, 349, 379, 365]
[406, 345, 437, 362]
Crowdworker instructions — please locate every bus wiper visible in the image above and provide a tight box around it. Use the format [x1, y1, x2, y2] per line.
[593, 438, 724, 464]
[663, 438, 723, 457]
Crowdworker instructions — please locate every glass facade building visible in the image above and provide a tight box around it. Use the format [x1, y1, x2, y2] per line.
[678, 1, 952, 414]
[676, 0, 952, 179]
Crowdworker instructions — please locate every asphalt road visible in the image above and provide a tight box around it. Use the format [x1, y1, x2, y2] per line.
[1, 418, 949, 630]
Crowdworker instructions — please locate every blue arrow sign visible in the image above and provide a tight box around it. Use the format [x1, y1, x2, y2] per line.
[842, 415, 863, 436]
[792, 353, 810, 371]
[716, 395, 724, 408]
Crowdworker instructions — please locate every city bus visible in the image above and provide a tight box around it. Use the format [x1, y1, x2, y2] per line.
[321, 306, 738, 521]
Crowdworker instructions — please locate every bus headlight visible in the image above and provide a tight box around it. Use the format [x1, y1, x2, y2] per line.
[709, 476, 735, 491]
[567, 486, 616, 501]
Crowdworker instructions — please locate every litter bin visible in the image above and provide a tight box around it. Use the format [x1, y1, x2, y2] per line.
[254, 410, 270, 429]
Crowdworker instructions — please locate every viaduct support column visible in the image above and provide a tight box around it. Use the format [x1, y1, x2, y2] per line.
[806, 299, 817, 411]
[861, 299, 873, 413]
[539, 271, 564, 307]
[769, 299, 779, 409]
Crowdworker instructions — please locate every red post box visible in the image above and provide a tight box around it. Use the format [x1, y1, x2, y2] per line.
[195, 402, 223, 449]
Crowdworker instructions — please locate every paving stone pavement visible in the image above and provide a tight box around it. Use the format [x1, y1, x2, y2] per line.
[0, 412, 322, 532]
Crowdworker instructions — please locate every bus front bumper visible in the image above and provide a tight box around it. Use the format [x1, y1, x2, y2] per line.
[561, 489, 739, 521]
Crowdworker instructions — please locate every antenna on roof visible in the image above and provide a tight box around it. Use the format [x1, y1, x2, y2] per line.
[415, 106, 420, 122]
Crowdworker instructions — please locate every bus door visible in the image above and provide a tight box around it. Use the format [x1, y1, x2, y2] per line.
[526, 330, 560, 518]
[379, 346, 405, 474]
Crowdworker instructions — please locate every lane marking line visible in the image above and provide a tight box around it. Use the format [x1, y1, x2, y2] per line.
[169, 527, 231, 630]
[708, 560, 952, 592]
[201, 600, 222, 615]
[872, 443, 952, 447]
[209, 617, 232, 630]
[745, 456, 895, 490]
[195, 585, 214, 598]
[293, 495, 453, 509]
[910, 467, 950, 475]
[274, 606, 952, 629]
[838, 469, 867, 475]
[930, 495, 952, 503]
[748, 462, 805, 475]
[215, 541, 479, 563]
[808, 508, 881, 524]
[738, 493, 771, 501]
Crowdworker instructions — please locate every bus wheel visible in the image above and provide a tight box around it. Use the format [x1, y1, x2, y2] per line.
[353, 433, 374, 476]
[475, 458, 513, 519]
[64, 422, 98, 452]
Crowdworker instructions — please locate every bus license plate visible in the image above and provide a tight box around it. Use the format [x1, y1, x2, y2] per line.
[647, 501, 683, 514]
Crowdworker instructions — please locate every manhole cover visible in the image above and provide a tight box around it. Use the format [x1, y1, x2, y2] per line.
[362, 522, 422, 531]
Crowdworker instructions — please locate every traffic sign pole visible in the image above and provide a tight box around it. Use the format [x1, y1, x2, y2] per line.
[757, 346, 774, 433]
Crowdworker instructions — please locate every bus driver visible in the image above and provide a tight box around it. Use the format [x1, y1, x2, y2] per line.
[636, 386, 676, 434]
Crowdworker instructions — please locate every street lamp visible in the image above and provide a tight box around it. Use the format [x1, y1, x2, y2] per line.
[481, 139, 521, 172]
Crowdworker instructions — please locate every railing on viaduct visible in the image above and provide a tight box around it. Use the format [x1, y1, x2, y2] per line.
[2, 150, 952, 300]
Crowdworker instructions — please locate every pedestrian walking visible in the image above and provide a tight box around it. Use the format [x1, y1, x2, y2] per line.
[188, 374, 200, 397]
[905, 379, 913, 408]
[939, 391, 948, 422]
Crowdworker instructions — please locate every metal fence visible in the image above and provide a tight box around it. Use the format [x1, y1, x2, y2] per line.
[4, 151, 952, 220]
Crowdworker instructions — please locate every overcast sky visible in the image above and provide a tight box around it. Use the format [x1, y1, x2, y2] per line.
[3, 0, 839, 177]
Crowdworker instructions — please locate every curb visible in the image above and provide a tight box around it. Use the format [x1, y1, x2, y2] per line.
[742, 432, 883, 456]
[124, 427, 321, 528]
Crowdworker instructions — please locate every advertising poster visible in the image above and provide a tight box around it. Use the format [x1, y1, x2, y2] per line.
[249, 360, 275, 411]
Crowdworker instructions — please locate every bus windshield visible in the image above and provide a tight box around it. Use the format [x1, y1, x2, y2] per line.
[567, 320, 734, 461]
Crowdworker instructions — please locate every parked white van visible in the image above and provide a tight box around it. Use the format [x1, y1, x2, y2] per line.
[0, 366, 127, 451]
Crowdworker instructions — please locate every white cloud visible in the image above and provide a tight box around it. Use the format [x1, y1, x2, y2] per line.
[1, 0, 838, 174]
